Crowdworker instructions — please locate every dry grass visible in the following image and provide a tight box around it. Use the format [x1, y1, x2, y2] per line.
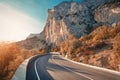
[0, 43, 45, 80]
[109, 32, 120, 70]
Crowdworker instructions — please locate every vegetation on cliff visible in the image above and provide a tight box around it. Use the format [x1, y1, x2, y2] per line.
[56, 24, 120, 71]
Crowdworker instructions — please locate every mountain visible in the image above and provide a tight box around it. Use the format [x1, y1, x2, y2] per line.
[17, 0, 120, 71]
[18, 0, 120, 49]
[94, 1, 120, 26]
[44, 0, 115, 46]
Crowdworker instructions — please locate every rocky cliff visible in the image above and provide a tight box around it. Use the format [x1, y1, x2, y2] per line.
[19, 0, 120, 49]
[44, 2, 93, 46]
[94, 2, 120, 25]
[44, 0, 118, 46]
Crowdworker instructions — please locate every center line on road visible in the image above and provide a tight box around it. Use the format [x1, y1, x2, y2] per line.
[34, 58, 41, 80]
[51, 55, 94, 80]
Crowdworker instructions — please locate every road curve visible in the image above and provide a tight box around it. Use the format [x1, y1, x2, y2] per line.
[26, 53, 120, 80]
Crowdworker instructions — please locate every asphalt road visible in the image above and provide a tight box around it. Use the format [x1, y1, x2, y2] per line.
[26, 53, 120, 80]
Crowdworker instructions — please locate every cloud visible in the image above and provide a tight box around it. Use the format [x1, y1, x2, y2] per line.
[0, 3, 42, 41]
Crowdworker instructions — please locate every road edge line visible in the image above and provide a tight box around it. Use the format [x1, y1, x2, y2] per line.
[51, 55, 94, 80]
[59, 55, 120, 76]
[34, 58, 41, 80]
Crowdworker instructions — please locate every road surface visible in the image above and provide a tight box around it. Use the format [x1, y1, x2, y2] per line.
[26, 53, 120, 80]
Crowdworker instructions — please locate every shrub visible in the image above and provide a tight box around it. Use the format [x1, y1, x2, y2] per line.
[0, 43, 45, 80]
[113, 32, 120, 51]
[0, 43, 21, 79]
[92, 41, 107, 49]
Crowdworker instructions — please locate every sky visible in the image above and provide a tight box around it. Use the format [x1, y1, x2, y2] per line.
[0, 0, 83, 41]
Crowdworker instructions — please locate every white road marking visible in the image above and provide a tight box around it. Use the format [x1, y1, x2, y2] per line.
[34, 58, 41, 80]
[50, 52, 120, 76]
[51, 55, 94, 80]
[60, 54, 120, 76]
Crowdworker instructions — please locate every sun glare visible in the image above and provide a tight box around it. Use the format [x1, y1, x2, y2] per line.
[0, 3, 41, 41]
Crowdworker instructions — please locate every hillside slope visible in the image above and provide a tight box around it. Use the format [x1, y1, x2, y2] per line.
[59, 25, 120, 71]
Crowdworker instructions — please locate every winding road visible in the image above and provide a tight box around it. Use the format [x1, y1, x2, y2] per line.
[26, 53, 120, 80]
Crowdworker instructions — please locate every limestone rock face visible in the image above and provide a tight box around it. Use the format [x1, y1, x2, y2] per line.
[44, 0, 115, 46]
[94, 2, 120, 25]
[20, 0, 120, 49]
[44, 2, 92, 46]
[84, 0, 114, 9]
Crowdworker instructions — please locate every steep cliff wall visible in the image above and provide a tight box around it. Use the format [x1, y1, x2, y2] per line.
[94, 2, 120, 25]
[44, 2, 92, 46]
[44, 0, 115, 46]
[19, 0, 120, 49]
